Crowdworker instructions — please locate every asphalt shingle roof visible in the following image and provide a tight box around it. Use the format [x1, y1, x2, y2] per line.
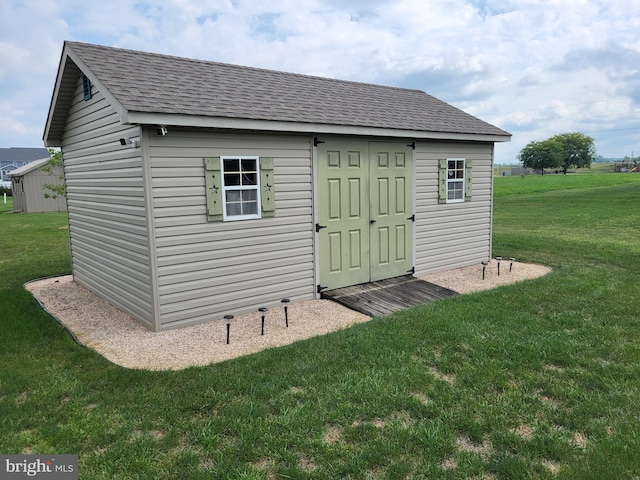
[0, 147, 50, 163]
[62, 42, 509, 137]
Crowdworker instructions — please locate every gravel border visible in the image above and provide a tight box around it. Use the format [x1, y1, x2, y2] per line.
[24, 260, 551, 371]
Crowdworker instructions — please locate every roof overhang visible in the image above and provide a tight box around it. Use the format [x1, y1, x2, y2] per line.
[127, 112, 512, 143]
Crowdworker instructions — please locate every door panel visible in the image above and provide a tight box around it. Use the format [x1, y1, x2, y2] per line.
[318, 141, 370, 290]
[369, 142, 413, 281]
[318, 140, 413, 290]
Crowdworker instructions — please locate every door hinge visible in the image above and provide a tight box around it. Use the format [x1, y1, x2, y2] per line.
[316, 223, 327, 232]
[407, 141, 416, 149]
[407, 266, 415, 274]
[317, 285, 328, 294]
[314, 138, 325, 147]
[408, 214, 415, 222]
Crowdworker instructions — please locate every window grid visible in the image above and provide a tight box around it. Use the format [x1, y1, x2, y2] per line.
[447, 159, 465, 203]
[221, 156, 261, 220]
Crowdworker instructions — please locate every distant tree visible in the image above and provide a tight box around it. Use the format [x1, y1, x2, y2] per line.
[517, 138, 563, 174]
[41, 148, 66, 199]
[518, 132, 596, 174]
[550, 132, 596, 173]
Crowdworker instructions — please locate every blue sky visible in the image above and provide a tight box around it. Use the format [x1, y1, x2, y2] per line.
[1, 0, 640, 164]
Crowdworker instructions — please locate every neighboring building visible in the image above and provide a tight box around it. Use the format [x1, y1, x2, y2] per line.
[0, 147, 50, 181]
[44, 41, 511, 331]
[10, 158, 67, 213]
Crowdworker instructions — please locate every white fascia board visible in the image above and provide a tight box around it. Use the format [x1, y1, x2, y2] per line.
[126, 112, 512, 143]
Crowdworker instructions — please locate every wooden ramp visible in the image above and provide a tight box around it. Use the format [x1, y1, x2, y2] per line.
[321, 275, 458, 317]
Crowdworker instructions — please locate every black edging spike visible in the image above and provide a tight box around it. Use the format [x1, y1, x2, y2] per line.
[281, 298, 290, 328]
[224, 315, 234, 344]
[259, 307, 268, 336]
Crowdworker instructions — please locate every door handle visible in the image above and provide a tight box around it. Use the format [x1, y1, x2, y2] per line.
[370, 219, 376, 224]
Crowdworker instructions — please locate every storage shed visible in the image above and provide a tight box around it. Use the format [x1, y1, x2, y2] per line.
[10, 157, 67, 213]
[44, 41, 510, 331]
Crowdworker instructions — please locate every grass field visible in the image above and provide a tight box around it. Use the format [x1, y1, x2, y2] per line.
[1, 173, 639, 479]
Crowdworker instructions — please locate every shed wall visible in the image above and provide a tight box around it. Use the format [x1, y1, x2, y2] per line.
[147, 129, 314, 330]
[12, 164, 67, 213]
[61, 77, 154, 328]
[414, 141, 494, 274]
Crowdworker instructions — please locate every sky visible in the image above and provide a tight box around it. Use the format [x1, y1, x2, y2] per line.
[1, 0, 640, 164]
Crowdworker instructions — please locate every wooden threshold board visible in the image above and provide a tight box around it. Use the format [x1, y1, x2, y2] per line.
[321, 275, 458, 317]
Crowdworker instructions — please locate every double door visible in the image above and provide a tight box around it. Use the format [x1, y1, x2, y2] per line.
[317, 140, 414, 291]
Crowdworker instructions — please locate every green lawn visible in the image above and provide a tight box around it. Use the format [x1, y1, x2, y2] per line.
[1, 174, 639, 479]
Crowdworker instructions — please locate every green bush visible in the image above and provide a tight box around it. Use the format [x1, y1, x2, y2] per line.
[0, 185, 12, 196]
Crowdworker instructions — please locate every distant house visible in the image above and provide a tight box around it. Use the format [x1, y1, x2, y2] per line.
[0, 147, 50, 181]
[44, 41, 511, 331]
[10, 158, 67, 213]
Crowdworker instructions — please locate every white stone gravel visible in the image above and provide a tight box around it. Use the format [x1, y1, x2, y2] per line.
[24, 260, 550, 371]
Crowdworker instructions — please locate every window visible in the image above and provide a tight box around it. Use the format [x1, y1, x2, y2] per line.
[446, 158, 465, 202]
[438, 158, 473, 204]
[204, 156, 275, 222]
[222, 156, 260, 220]
[82, 74, 92, 101]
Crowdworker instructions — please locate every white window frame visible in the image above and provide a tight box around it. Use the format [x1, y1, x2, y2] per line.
[446, 158, 466, 203]
[221, 156, 262, 221]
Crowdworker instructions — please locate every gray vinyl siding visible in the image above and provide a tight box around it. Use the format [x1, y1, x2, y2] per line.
[12, 165, 67, 213]
[61, 77, 154, 328]
[147, 129, 314, 330]
[414, 141, 494, 275]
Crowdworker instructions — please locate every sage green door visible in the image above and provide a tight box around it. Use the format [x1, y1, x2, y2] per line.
[369, 142, 414, 281]
[317, 140, 413, 291]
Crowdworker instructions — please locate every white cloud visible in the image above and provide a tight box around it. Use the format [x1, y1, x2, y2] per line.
[1, 0, 640, 160]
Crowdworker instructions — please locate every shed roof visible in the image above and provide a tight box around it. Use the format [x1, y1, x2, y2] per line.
[44, 41, 510, 145]
[8, 158, 51, 177]
[0, 147, 50, 163]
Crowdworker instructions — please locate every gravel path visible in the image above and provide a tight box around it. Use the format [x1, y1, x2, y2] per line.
[24, 260, 550, 370]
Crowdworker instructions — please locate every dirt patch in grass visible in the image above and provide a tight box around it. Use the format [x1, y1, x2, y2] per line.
[322, 425, 342, 445]
[513, 424, 534, 441]
[428, 367, 456, 385]
[456, 435, 494, 461]
[543, 459, 561, 475]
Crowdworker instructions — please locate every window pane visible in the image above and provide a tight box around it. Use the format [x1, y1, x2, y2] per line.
[243, 201, 258, 215]
[241, 159, 256, 171]
[242, 189, 257, 201]
[448, 160, 455, 170]
[242, 173, 257, 185]
[224, 159, 240, 171]
[455, 170, 464, 179]
[226, 190, 241, 202]
[456, 160, 464, 170]
[226, 203, 241, 216]
[225, 173, 241, 186]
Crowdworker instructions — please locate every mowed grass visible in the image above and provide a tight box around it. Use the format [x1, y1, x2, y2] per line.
[1, 174, 639, 479]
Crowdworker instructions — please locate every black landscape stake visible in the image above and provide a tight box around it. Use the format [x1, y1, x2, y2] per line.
[281, 298, 290, 327]
[259, 307, 268, 335]
[481, 261, 489, 280]
[509, 257, 516, 272]
[224, 315, 234, 344]
[496, 256, 502, 276]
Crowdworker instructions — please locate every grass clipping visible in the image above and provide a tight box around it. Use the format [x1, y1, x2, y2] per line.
[25, 260, 550, 370]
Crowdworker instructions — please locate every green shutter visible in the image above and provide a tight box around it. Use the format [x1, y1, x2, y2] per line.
[204, 157, 223, 221]
[438, 159, 447, 204]
[260, 157, 275, 217]
[465, 160, 473, 201]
